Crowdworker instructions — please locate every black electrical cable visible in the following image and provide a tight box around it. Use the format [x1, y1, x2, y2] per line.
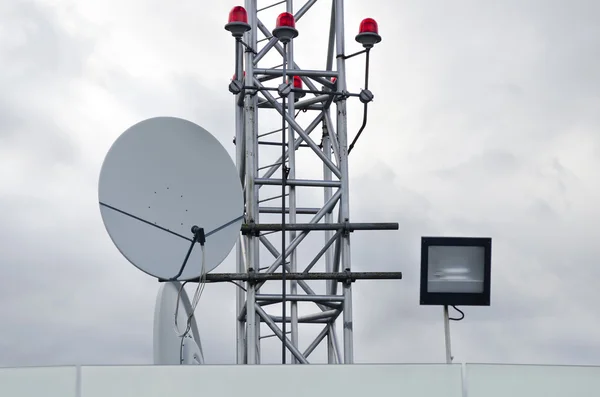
[348, 48, 371, 155]
[172, 226, 205, 280]
[280, 41, 288, 365]
[449, 305, 465, 321]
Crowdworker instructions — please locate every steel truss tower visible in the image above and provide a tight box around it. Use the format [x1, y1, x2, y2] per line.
[221, 0, 400, 364]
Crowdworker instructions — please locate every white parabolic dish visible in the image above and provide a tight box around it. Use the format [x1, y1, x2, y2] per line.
[98, 117, 244, 280]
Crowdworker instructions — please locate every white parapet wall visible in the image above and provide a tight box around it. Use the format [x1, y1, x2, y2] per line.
[0, 363, 599, 397]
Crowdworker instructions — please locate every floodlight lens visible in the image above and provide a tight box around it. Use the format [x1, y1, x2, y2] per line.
[427, 246, 485, 293]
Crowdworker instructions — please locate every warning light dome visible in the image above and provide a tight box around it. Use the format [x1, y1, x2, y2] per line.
[272, 12, 298, 43]
[359, 18, 378, 34]
[229, 6, 248, 23]
[276, 12, 296, 28]
[292, 75, 302, 88]
[225, 6, 251, 38]
[355, 17, 381, 48]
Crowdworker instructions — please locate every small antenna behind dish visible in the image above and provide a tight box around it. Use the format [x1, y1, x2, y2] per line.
[153, 281, 203, 365]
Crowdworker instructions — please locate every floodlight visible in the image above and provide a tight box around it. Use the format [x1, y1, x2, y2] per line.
[420, 236, 492, 306]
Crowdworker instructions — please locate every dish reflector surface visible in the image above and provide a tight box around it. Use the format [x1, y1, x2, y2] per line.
[99, 117, 243, 280]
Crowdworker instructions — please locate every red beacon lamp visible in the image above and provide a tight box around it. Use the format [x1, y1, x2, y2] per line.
[272, 12, 298, 43]
[291, 75, 305, 99]
[225, 6, 251, 38]
[355, 18, 381, 48]
[232, 71, 246, 81]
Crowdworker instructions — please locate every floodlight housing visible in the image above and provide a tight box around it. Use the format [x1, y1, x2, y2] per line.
[420, 236, 492, 306]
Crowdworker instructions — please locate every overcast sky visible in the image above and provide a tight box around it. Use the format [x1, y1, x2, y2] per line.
[1, 0, 599, 367]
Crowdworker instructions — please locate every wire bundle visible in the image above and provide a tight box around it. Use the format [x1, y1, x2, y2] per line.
[173, 246, 207, 364]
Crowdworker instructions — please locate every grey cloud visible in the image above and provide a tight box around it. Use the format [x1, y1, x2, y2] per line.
[1, 0, 600, 369]
[0, 2, 92, 166]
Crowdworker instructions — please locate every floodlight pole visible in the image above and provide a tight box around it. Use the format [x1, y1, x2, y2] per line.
[443, 305, 453, 364]
[229, 0, 392, 365]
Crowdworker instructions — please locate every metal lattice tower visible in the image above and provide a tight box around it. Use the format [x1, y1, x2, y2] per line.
[222, 0, 400, 365]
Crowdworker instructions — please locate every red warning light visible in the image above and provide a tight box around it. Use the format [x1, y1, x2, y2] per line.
[358, 18, 378, 35]
[355, 17, 381, 48]
[289, 75, 305, 99]
[276, 12, 296, 28]
[225, 6, 251, 37]
[273, 12, 299, 43]
[228, 6, 248, 24]
[293, 75, 302, 88]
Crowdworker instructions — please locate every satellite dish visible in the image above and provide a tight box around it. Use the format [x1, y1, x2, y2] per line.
[98, 116, 244, 280]
[153, 281, 204, 365]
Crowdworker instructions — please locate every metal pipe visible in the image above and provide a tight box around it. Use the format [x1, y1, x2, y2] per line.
[331, 206, 342, 295]
[270, 309, 338, 323]
[257, 81, 342, 178]
[324, 110, 341, 165]
[294, 0, 318, 20]
[256, 19, 320, 93]
[259, 189, 341, 276]
[259, 206, 320, 214]
[304, 325, 330, 359]
[257, 98, 325, 111]
[257, 236, 345, 312]
[284, 8, 300, 363]
[255, 68, 338, 78]
[278, 37, 292, 365]
[326, 0, 336, 71]
[180, 271, 403, 283]
[234, 24, 247, 365]
[294, 94, 332, 109]
[255, 304, 309, 364]
[242, 222, 399, 232]
[335, 0, 353, 364]
[444, 305, 453, 364]
[243, 0, 258, 365]
[303, 230, 341, 273]
[323, 103, 336, 363]
[257, 294, 344, 302]
[261, 113, 323, 181]
[254, 37, 278, 65]
[255, 178, 341, 187]
[329, 324, 341, 363]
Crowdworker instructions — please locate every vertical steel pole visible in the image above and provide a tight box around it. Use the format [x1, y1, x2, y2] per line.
[235, 96, 246, 364]
[322, 118, 336, 364]
[244, 0, 258, 365]
[335, 0, 354, 364]
[325, 1, 337, 364]
[234, 22, 246, 364]
[444, 305, 453, 364]
[286, 0, 299, 365]
[254, 111, 262, 364]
